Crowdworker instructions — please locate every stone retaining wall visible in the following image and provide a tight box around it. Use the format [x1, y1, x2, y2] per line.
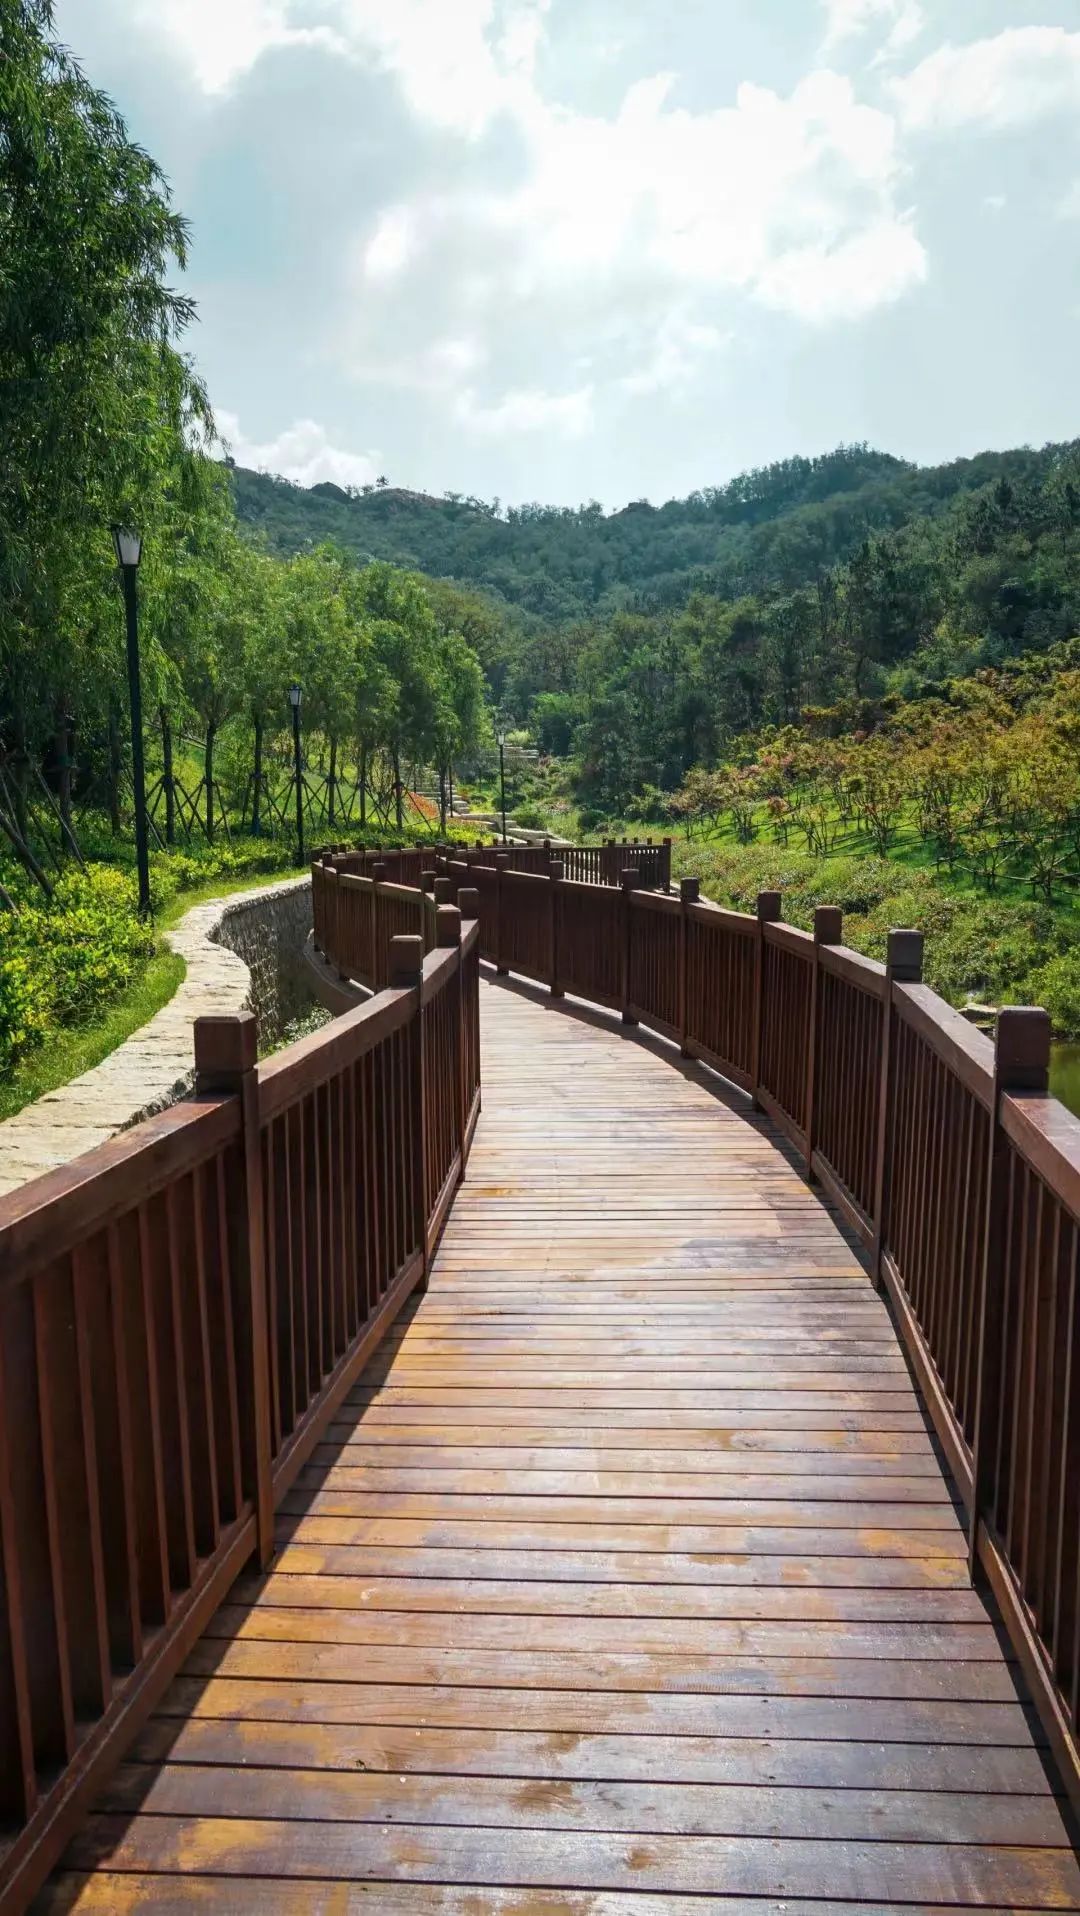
[0, 875, 312, 1197]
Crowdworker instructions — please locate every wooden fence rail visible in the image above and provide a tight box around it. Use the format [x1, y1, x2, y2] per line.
[319, 852, 1080, 1823]
[0, 901, 481, 1914]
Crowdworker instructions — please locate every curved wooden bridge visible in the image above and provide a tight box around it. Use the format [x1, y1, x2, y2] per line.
[4, 843, 1080, 1910]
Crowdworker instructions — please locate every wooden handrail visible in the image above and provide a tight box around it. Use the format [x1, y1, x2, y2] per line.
[0, 884, 482, 1913]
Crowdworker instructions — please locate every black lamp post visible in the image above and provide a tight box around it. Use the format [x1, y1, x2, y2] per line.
[111, 525, 151, 918]
[497, 730, 507, 844]
[289, 683, 304, 866]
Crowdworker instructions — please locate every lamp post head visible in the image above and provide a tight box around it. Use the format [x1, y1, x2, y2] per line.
[111, 525, 142, 569]
[289, 683, 302, 712]
[497, 731, 506, 748]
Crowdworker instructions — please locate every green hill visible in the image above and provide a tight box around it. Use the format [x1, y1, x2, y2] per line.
[230, 442, 1071, 626]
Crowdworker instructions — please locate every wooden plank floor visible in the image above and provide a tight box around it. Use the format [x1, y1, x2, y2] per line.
[41, 973, 1080, 1911]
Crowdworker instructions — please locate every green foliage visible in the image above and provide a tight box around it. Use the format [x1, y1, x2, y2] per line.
[668, 839, 1078, 1033]
[0, 864, 154, 1074]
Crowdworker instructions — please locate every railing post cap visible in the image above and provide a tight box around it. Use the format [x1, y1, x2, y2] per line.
[549, 859, 565, 880]
[814, 905, 843, 945]
[680, 876, 700, 902]
[371, 860, 387, 879]
[620, 866, 641, 890]
[194, 1011, 258, 1087]
[887, 928, 924, 981]
[435, 903, 462, 947]
[434, 876, 454, 902]
[757, 889, 782, 922]
[995, 1006, 1051, 1092]
[457, 886, 480, 919]
[388, 933, 424, 986]
[495, 852, 510, 868]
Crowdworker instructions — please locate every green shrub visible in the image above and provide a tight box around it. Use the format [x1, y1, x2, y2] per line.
[1024, 950, 1080, 1041]
[667, 838, 1077, 1032]
[0, 864, 154, 1077]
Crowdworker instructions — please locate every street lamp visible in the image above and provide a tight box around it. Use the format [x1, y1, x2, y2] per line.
[111, 524, 151, 918]
[289, 683, 304, 866]
[497, 730, 507, 844]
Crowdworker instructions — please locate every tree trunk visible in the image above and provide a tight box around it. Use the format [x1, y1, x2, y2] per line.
[359, 741, 367, 827]
[439, 764, 447, 835]
[107, 702, 122, 835]
[328, 736, 337, 831]
[251, 712, 263, 837]
[0, 801, 52, 897]
[160, 707, 176, 846]
[205, 722, 217, 845]
[55, 705, 73, 836]
[393, 743, 403, 830]
[448, 764, 454, 823]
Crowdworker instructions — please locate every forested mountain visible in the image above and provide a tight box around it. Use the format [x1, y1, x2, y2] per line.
[231, 442, 1070, 627]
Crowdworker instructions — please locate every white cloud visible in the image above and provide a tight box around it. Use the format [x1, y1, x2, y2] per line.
[364, 207, 417, 280]
[217, 411, 381, 488]
[367, 69, 925, 325]
[620, 313, 731, 397]
[455, 385, 595, 437]
[144, 0, 550, 131]
[821, 0, 924, 59]
[135, 0, 339, 92]
[893, 28, 1080, 133]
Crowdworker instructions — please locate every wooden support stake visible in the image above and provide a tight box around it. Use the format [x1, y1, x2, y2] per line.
[969, 1005, 1052, 1571]
[871, 930, 924, 1286]
[193, 1013, 274, 1570]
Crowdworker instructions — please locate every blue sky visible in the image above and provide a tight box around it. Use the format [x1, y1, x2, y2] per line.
[58, 0, 1080, 506]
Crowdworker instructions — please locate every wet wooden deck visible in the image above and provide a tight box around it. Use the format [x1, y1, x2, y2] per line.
[40, 974, 1080, 1910]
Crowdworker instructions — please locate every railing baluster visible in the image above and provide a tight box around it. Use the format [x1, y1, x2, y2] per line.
[970, 1007, 1052, 1570]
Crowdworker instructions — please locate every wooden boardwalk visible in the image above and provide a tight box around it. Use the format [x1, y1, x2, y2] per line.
[40, 974, 1080, 1910]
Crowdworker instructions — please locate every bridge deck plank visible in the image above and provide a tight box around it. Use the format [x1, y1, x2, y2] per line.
[38, 974, 1080, 1910]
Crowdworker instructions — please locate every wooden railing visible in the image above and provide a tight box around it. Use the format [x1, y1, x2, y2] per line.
[313, 835, 672, 896]
[0, 903, 480, 1913]
[411, 857, 1080, 1820]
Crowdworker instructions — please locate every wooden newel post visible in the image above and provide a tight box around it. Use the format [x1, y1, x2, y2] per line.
[549, 860, 565, 998]
[457, 887, 479, 923]
[752, 890, 782, 1107]
[495, 853, 510, 975]
[620, 868, 641, 1026]
[806, 906, 843, 1176]
[969, 1005, 1052, 1570]
[193, 1012, 274, 1570]
[678, 877, 700, 1057]
[389, 935, 429, 1283]
[435, 903, 461, 949]
[434, 877, 453, 905]
[435, 906, 467, 1164]
[371, 862, 387, 990]
[662, 837, 673, 892]
[421, 869, 437, 894]
[871, 929, 924, 1286]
